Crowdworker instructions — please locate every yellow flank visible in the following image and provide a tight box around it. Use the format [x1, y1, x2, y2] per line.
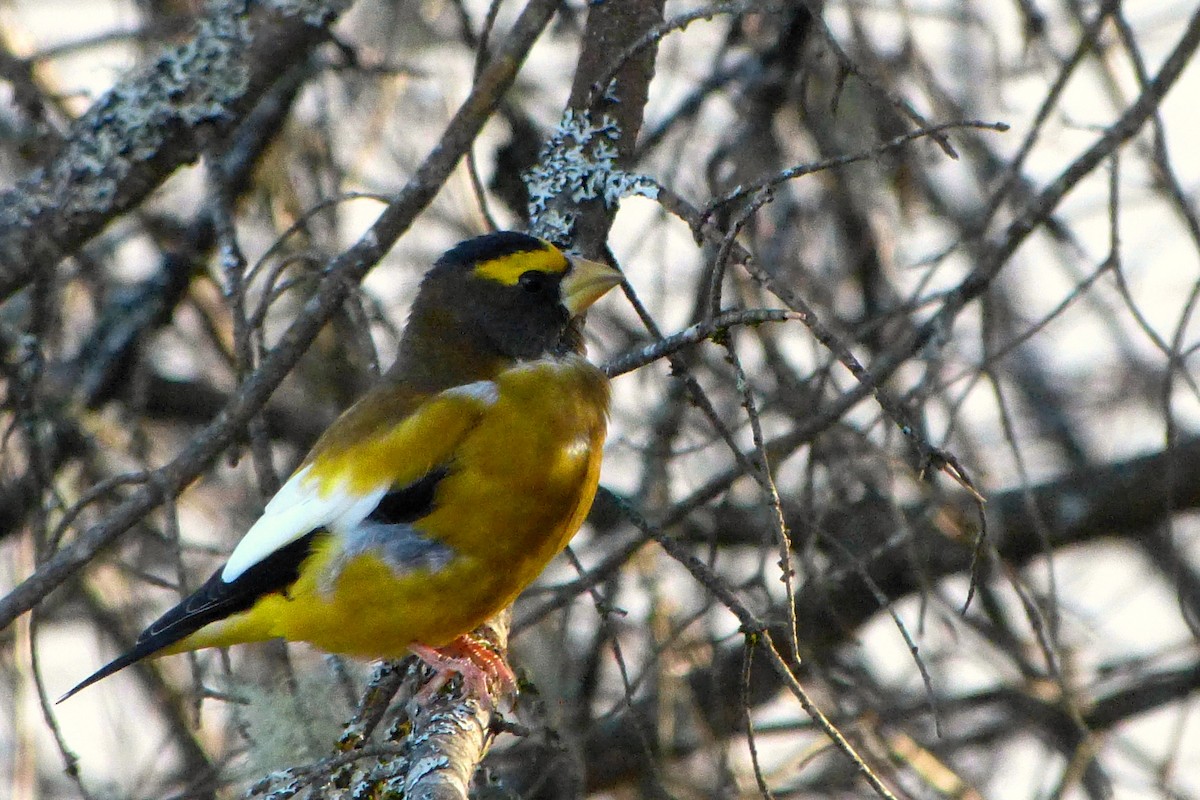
[169, 356, 610, 659]
[473, 244, 567, 285]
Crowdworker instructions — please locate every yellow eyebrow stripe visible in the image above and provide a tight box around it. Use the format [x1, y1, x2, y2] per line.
[473, 245, 568, 285]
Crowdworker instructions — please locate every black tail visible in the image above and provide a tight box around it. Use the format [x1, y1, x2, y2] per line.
[57, 563, 233, 703]
[57, 562, 237, 703]
[57, 636, 172, 703]
[59, 530, 323, 702]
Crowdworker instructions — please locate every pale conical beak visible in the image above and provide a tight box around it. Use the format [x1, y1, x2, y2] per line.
[561, 256, 623, 317]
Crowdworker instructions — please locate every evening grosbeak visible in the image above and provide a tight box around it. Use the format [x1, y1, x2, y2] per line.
[63, 231, 623, 704]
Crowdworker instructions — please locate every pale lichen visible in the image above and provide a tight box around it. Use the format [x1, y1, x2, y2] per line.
[266, 0, 352, 26]
[396, 755, 452, 795]
[0, 6, 251, 225]
[524, 109, 659, 242]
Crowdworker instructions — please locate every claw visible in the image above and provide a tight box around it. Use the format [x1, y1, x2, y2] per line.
[410, 635, 517, 710]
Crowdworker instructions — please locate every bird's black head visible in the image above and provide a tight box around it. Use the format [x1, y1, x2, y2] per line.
[408, 232, 622, 361]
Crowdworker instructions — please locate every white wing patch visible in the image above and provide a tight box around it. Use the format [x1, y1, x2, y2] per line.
[443, 380, 499, 405]
[221, 465, 387, 582]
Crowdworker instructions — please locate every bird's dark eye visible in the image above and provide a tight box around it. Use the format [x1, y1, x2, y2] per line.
[518, 270, 548, 293]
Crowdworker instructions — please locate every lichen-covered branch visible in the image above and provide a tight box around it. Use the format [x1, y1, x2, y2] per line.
[0, 0, 348, 303]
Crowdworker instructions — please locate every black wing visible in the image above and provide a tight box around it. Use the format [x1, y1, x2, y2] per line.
[367, 466, 446, 525]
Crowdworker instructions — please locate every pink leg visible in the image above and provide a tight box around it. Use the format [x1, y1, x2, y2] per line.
[410, 636, 518, 709]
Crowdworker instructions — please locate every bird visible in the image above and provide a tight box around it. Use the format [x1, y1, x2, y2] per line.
[62, 231, 623, 706]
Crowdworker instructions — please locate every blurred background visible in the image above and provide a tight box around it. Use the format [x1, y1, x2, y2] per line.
[1, 0, 1199, 798]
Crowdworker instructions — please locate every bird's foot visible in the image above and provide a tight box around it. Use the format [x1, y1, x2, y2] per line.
[410, 636, 517, 710]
